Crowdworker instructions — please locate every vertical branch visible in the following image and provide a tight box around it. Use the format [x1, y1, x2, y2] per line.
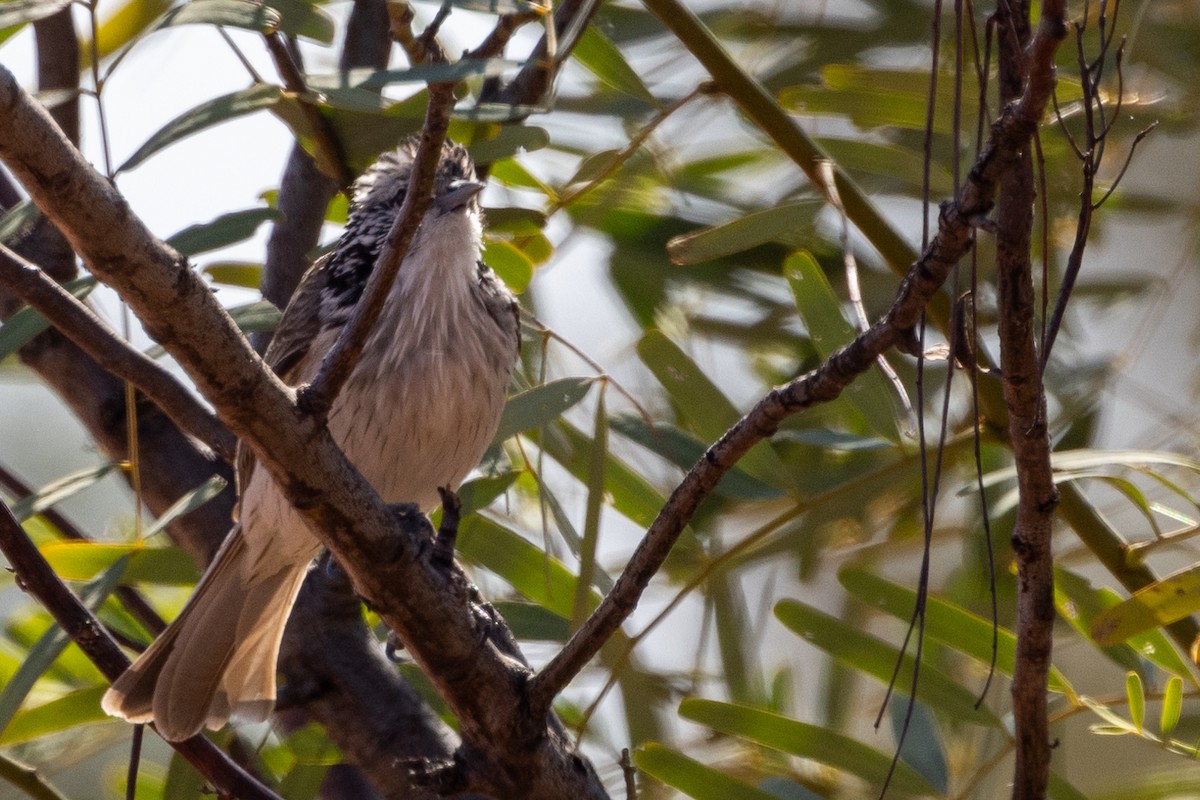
[993, 1, 1066, 798]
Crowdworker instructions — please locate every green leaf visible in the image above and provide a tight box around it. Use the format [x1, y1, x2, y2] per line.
[156, 0, 280, 34]
[667, 202, 818, 264]
[0, 199, 40, 243]
[1048, 770, 1091, 800]
[0, 686, 108, 745]
[0, 276, 97, 360]
[680, 699, 936, 796]
[40, 542, 199, 585]
[167, 208, 282, 256]
[307, 60, 517, 95]
[1160, 675, 1183, 736]
[443, 0, 545, 14]
[1091, 564, 1200, 646]
[888, 696, 948, 794]
[8, 462, 115, 522]
[457, 516, 599, 618]
[119, 84, 287, 173]
[572, 26, 656, 105]
[635, 743, 784, 800]
[977, 449, 1200, 491]
[610, 414, 784, 500]
[774, 599, 1000, 726]
[492, 377, 595, 444]
[142, 475, 228, 539]
[1126, 671, 1146, 734]
[261, 0, 334, 43]
[785, 251, 901, 442]
[492, 601, 571, 641]
[462, 125, 550, 164]
[550, 418, 671, 530]
[0, 561, 125, 736]
[203, 262, 264, 288]
[0, 0, 67, 29]
[839, 566, 1075, 696]
[482, 240, 534, 293]
[572, 390, 607, 628]
[637, 330, 791, 489]
[1054, 567, 1197, 684]
[456, 471, 519, 515]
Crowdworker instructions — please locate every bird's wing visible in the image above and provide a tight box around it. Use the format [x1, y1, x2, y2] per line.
[234, 253, 331, 501]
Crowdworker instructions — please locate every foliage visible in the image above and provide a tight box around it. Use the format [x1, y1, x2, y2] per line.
[1, 0, 1200, 798]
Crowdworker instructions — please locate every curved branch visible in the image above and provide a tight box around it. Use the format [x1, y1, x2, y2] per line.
[529, 0, 1068, 710]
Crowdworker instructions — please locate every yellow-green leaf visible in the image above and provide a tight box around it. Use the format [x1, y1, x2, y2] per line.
[1091, 564, 1200, 646]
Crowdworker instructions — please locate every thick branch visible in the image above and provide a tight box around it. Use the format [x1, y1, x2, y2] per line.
[0, 244, 236, 461]
[0, 65, 605, 800]
[0, 503, 282, 800]
[529, 2, 1068, 708]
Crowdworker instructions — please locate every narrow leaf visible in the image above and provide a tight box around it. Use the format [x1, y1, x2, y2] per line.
[167, 208, 282, 256]
[443, 0, 545, 14]
[1092, 564, 1200, 646]
[119, 84, 285, 173]
[572, 26, 656, 104]
[142, 475, 228, 539]
[839, 566, 1075, 696]
[482, 239, 534, 292]
[156, 0, 280, 33]
[492, 377, 594, 444]
[680, 699, 936, 796]
[667, 202, 817, 264]
[40, 542, 199, 585]
[774, 599, 999, 726]
[0, 199, 39, 243]
[203, 262, 264, 288]
[635, 743, 784, 800]
[456, 516, 600, 618]
[785, 251, 900, 442]
[889, 696, 948, 794]
[1126, 671, 1146, 733]
[8, 463, 115, 522]
[572, 390, 607, 629]
[0, 686, 108, 745]
[0, 0, 67, 29]
[637, 330, 790, 489]
[1161, 675, 1183, 737]
[0, 277, 96, 360]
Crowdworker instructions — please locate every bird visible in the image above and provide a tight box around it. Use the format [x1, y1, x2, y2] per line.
[101, 138, 520, 741]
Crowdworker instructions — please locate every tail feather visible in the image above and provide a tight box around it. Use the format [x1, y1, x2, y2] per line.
[101, 527, 308, 742]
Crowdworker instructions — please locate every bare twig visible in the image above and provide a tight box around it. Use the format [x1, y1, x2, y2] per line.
[0, 243, 237, 462]
[0, 502, 283, 800]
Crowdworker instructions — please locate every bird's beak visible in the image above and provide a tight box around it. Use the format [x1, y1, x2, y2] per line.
[436, 180, 486, 213]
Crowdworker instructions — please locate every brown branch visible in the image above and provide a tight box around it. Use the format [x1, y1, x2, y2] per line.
[0, 502, 282, 800]
[0, 244, 237, 462]
[296, 35, 456, 416]
[0, 64, 606, 800]
[527, 0, 1068, 713]
[485, 0, 601, 108]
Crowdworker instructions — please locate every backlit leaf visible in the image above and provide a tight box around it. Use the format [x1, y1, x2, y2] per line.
[492, 377, 595, 443]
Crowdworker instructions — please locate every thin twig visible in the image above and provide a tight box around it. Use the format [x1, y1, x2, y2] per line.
[298, 85, 456, 416]
[0, 244, 236, 462]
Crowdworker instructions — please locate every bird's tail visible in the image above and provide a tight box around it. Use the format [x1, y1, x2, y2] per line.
[101, 526, 308, 741]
